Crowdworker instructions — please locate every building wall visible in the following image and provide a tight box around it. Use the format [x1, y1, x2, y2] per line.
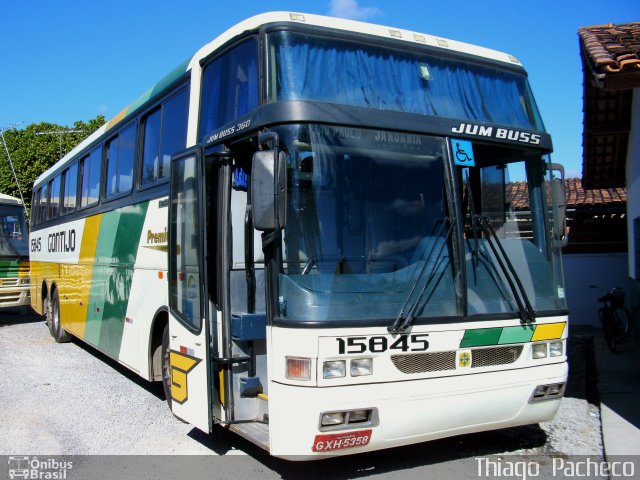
[563, 253, 628, 326]
[627, 88, 640, 313]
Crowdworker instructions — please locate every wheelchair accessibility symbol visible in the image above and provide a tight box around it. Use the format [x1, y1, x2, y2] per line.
[451, 139, 475, 166]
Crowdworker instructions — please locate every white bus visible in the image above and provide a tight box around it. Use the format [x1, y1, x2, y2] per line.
[0, 193, 30, 310]
[31, 12, 568, 459]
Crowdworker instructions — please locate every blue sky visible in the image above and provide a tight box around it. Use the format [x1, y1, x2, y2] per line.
[0, 0, 637, 178]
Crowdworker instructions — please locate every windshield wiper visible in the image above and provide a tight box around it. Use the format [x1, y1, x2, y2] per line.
[464, 172, 535, 324]
[388, 218, 454, 333]
[476, 215, 536, 324]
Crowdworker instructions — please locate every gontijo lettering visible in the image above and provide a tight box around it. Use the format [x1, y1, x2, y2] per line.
[48, 229, 76, 253]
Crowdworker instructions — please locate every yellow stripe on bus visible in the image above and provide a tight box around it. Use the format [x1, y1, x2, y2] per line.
[61, 214, 103, 339]
[531, 322, 566, 341]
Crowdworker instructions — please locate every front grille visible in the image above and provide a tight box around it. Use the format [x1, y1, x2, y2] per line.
[391, 351, 456, 374]
[391, 345, 524, 374]
[471, 345, 523, 368]
[0, 278, 19, 287]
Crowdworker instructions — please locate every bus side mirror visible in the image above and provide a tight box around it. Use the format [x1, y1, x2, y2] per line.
[251, 150, 287, 231]
[548, 163, 568, 248]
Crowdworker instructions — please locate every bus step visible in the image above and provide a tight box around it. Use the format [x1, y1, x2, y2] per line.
[229, 422, 270, 451]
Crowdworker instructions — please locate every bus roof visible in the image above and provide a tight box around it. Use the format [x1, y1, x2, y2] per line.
[36, 11, 524, 186]
[0, 193, 23, 206]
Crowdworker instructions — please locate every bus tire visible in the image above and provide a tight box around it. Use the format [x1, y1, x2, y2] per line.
[161, 324, 173, 409]
[49, 289, 71, 343]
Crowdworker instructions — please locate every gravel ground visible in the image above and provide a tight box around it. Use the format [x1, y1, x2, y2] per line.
[0, 310, 604, 477]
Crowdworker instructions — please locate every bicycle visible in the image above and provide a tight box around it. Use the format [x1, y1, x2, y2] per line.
[592, 286, 631, 353]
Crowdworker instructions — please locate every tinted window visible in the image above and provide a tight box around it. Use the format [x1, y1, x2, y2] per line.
[141, 89, 188, 186]
[169, 154, 202, 331]
[199, 39, 258, 138]
[32, 188, 42, 225]
[81, 146, 101, 207]
[106, 123, 136, 198]
[48, 175, 61, 219]
[62, 162, 78, 214]
[141, 108, 161, 185]
[39, 183, 48, 222]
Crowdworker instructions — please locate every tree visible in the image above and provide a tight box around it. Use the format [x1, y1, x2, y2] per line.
[0, 116, 105, 215]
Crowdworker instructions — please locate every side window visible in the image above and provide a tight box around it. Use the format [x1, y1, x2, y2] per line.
[141, 108, 161, 185]
[106, 124, 136, 198]
[39, 183, 48, 222]
[141, 89, 188, 186]
[48, 175, 61, 219]
[32, 188, 41, 225]
[80, 146, 102, 207]
[169, 154, 202, 331]
[199, 38, 259, 138]
[62, 162, 78, 215]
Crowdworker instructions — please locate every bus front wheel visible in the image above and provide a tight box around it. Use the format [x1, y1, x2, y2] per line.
[161, 324, 173, 409]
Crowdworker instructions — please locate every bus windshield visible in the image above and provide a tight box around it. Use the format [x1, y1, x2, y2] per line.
[277, 124, 457, 322]
[274, 124, 566, 324]
[268, 31, 544, 132]
[457, 146, 567, 317]
[0, 205, 28, 258]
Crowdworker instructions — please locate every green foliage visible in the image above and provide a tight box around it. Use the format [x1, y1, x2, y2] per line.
[0, 116, 105, 215]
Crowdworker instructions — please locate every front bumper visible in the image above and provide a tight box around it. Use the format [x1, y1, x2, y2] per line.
[268, 361, 567, 459]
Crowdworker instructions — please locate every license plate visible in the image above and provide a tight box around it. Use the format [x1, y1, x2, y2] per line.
[312, 429, 372, 452]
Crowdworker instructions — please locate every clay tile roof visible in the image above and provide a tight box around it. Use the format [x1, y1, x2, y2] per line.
[505, 178, 627, 210]
[579, 22, 639, 189]
[579, 22, 640, 77]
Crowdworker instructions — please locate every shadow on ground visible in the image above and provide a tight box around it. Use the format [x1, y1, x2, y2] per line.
[0, 307, 41, 326]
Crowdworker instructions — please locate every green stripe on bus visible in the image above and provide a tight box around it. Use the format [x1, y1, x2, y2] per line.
[498, 325, 535, 344]
[127, 59, 190, 115]
[459, 328, 503, 348]
[85, 210, 122, 348]
[0, 260, 22, 277]
[84, 203, 149, 357]
[102, 202, 149, 359]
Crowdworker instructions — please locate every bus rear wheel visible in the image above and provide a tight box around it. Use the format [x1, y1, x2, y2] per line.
[48, 289, 71, 343]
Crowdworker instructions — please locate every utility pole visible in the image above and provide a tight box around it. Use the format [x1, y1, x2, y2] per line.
[36, 128, 82, 160]
[0, 122, 26, 206]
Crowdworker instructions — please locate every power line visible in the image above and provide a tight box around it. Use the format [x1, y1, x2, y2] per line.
[0, 122, 26, 206]
[36, 128, 82, 160]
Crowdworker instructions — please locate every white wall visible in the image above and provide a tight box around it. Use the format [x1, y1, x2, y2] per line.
[562, 253, 629, 326]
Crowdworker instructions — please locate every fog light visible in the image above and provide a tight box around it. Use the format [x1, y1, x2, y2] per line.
[532, 343, 547, 359]
[548, 383, 563, 396]
[286, 357, 311, 380]
[350, 358, 373, 376]
[348, 410, 370, 423]
[321, 412, 345, 426]
[323, 360, 346, 379]
[549, 341, 563, 357]
[533, 385, 548, 398]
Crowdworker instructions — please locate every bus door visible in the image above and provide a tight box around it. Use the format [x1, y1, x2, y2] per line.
[167, 147, 216, 432]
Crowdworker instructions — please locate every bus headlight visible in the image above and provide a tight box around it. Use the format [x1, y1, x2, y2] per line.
[20, 277, 30, 285]
[286, 357, 311, 380]
[323, 360, 346, 379]
[549, 341, 563, 357]
[532, 343, 547, 359]
[350, 358, 373, 376]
